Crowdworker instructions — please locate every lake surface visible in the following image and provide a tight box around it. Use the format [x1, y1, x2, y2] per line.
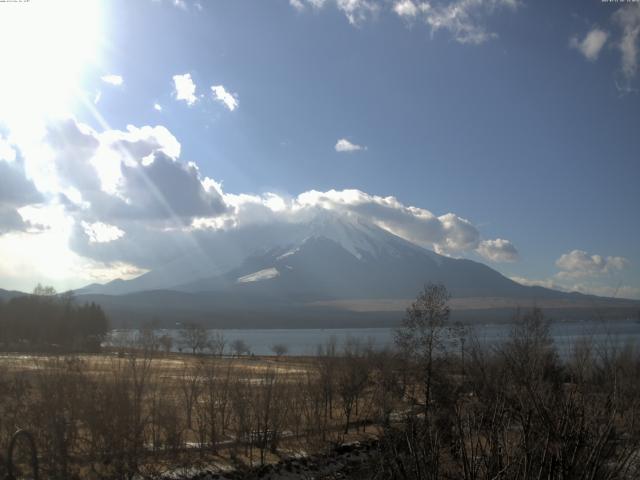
[109, 319, 640, 357]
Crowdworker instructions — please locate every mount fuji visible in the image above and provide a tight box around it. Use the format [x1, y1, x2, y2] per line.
[75, 215, 639, 328]
[176, 217, 531, 300]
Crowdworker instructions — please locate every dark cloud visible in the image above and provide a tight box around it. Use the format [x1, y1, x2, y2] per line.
[0, 160, 43, 207]
[0, 206, 29, 234]
[114, 151, 227, 221]
[42, 118, 227, 223]
[46, 118, 102, 192]
[0, 153, 43, 233]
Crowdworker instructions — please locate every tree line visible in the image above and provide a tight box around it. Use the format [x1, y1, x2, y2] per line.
[0, 284, 109, 352]
[117, 321, 285, 358]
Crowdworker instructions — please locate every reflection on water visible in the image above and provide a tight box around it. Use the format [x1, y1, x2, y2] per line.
[108, 319, 640, 358]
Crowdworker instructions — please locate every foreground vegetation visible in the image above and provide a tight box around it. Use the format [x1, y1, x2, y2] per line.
[0, 347, 385, 479]
[375, 286, 640, 480]
[1, 285, 640, 479]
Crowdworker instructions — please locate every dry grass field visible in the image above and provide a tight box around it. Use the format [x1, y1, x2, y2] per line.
[0, 346, 393, 479]
[3, 306, 640, 479]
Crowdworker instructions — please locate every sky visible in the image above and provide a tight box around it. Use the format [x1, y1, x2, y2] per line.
[0, 0, 638, 298]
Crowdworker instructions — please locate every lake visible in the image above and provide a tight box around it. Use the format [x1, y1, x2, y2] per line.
[109, 319, 640, 357]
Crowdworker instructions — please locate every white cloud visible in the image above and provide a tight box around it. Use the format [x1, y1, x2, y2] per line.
[437, 213, 479, 254]
[568, 283, 640, 300]
[570, 28, 608, 61]
[568, 6, 640, 91]
[512, 251, 637, 299]
[221, 188, 485, 257]
[290, 0, 305, 11]
[376, 0, 520, 44]
[101, 74, 123, 86]
[335, 138, 366, 152]
[336, 0, 379, 25]
[0, 137, 16, 163]
[477, 238, 518, 262]
[153, 103, 163, 112]
[292, 0, 519, 37]
[173, 73, 198, 106]
[509, 276, 565, 291]
[159, 0, 199, 10]
[394, 0, 418, 18]
[211, 85, 239, 111]
[555, 249, 628, 279]
[82, 221, 125, 244]
[420, 0, 519, 44]
[613, 5, 640, 84]
[512, 275, 640, 300]
[291, 0, 378, 25]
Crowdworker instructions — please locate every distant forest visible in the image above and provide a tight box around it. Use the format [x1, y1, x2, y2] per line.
[0, 285, 109, 352]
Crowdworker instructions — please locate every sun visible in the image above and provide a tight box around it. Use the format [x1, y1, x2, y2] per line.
[0, 0, 103, 129]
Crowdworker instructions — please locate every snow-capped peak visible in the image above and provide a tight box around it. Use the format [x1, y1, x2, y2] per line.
[296, 213, 427, 261]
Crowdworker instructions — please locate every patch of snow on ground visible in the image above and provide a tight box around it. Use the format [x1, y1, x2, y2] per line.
[276, 248, 299, 260]
[237, 267, 280, 283]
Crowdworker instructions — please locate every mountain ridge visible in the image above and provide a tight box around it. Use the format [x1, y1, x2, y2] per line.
[23, 215, 640, 327]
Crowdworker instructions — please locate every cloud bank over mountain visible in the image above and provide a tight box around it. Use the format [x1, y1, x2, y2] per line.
[0, 117, 522, 288]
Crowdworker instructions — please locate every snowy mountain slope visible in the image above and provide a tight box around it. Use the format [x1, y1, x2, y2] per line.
[72, 214, 640, 327]
[176, 216, 549, 300]
[80, 213, 562, 302]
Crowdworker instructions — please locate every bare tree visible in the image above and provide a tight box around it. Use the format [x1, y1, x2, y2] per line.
[394, 283, 451, 412]
[369, 348, 402, 427]
[270, 343, 288, 358]
[33, 283, 57, 297]
[231, 338, 250, 357]
[316, 336, 338, 437]
[178, 361, 202, 431]
[208, 330, 226, 356]
[158, 334, 173, 354]
[136, 323, 159, 353]
[337, 339, 370, 433]
[195, 357, 233, 452]
[179, 323, 209, 355]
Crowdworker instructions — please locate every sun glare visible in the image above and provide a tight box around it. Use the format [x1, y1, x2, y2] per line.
[0, 0, 102, 129]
